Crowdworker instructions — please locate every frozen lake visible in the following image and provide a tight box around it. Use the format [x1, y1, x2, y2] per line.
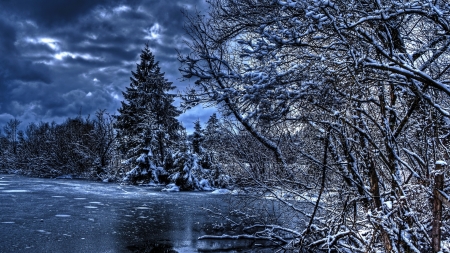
[0, 174, 234, 253]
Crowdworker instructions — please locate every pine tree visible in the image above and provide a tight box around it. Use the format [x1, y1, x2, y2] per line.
[204, 113, 220, 151]
[192, 119, 203, 154]
[114, 45, 181, 183]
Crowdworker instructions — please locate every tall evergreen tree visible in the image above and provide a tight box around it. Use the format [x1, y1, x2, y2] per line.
[114, 45, 181, 183]
[192, 119, 203, 154]
[204, 113, 220, 151]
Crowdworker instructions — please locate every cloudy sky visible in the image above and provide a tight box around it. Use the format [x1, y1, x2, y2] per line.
[0, 0, 215, 132]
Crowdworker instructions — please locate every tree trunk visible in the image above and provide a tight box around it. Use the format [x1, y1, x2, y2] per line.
[432, 162, 444, 253]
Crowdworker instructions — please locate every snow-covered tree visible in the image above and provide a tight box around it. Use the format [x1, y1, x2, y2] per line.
[1, 119, 22, 169]
[0, 130, 6, 170]
[115, 45, 181, 183]
[4, 112, 120, 179]
[203, 113, 220, 151]
[180, 0, 450, 251]
[192, 119, 203, 154]
[3, 119, 21, 156]
[19, 121, 56, 175]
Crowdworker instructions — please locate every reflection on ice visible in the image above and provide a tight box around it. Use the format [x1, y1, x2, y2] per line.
[135, 206, 151, 210]
[127, 242, 177, 253]
[2, 189, 30, 193]
[1, 221, 15, 224]
[37, 230, 51, 234]
[84, 206, 98, 209]
[55, 214, 71, 218]
[198, 236, 276, 252]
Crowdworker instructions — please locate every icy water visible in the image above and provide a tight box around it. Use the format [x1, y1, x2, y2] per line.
[0, 174, 240, 253]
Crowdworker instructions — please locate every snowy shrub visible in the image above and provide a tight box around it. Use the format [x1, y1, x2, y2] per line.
[167, 151, 220, 191]
[198, 152, 233, 189]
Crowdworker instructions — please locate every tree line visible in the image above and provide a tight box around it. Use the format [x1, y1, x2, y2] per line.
[0, 111, 117, 180]
[0, 110, 233, 186]
[0, 51, 233, 189]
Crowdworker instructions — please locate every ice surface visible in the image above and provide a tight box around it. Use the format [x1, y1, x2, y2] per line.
[0, 174, 233, 253]
[2, 190, 30, 193]
[56, 175, 74, 179]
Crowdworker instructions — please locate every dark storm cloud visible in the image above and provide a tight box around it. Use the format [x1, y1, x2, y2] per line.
[0, 17, 53, 124]
[0, 0, 211, 131]
[1, 0, 118, 27]
[0, 18, 52, 84]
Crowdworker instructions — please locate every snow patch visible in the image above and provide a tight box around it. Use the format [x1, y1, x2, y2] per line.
[436, 160, 447, 166]
[161, 183, 180, 192]
[230, 189, 244, 195]
[384, 201, 392, 210]
[37, 230, 51, 234]
[211, 189, 230, 194]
